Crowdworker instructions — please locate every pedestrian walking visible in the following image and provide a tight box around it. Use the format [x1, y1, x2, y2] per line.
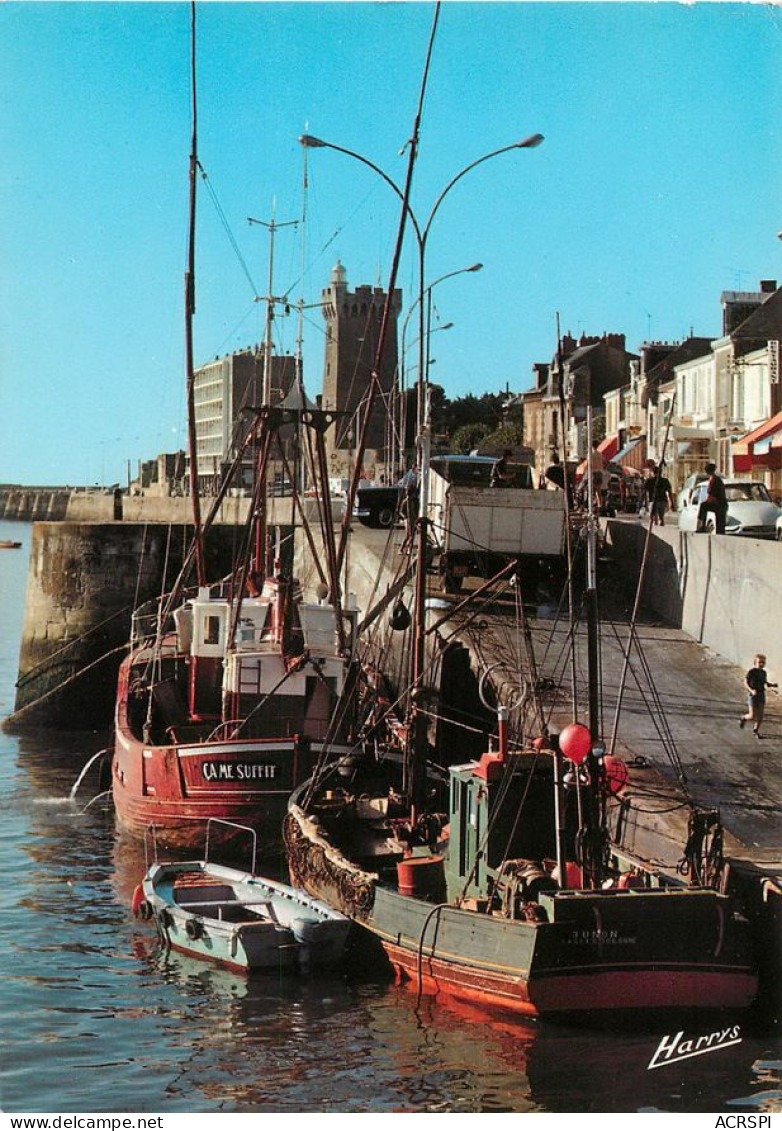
[643, 460, 675, 526]
[696, 462, 728, 533]
[544, 452, 566, 490]
[739, 653, 777, 738]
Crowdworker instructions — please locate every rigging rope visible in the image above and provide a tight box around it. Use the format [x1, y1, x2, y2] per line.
[197, 161, 259, 297]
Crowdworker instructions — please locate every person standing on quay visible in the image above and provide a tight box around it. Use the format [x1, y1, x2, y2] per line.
[490, 449, 516, 488]
[696, 462, 728, 533]
[544, 452, 566, 490]
[739, 654, 777, 738]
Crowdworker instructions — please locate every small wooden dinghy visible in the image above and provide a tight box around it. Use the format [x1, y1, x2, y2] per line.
[133, 821, 350, 973]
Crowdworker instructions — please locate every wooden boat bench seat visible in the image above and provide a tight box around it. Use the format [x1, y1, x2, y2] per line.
[173, 894, 281, 925]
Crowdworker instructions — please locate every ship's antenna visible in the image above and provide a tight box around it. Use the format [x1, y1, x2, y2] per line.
[185, 0, 206, 586]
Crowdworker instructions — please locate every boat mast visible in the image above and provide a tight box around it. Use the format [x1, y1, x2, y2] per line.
[585, 400, 600, 740]
[556, 313, 579, 718]
[405, 383, 431, 814]
[249, 207, 298, 407]
[247, 208, 298, 580]
[583, 396, 606, 885]
[185, 0, 205, 587]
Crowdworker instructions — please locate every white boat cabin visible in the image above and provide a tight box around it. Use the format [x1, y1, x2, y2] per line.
[172, 579, 357, 737]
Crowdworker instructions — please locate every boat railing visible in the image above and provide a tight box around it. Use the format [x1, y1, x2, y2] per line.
[204, 720, 243, 742]
[206, 717, 335, 742]
[130, 587, 200, 649]
[205, 819, 257, 874]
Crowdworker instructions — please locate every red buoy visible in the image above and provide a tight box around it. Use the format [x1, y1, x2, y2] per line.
[603, 755, 629, 794]
[559, 723, 592, 764]
[131, 883, 146, 917]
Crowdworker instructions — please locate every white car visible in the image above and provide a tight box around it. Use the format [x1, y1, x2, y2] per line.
[676, 472, 708, 515]
[679, 479, 782, 537]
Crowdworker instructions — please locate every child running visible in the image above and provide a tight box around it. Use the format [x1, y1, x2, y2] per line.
[739, 654, 777, 738]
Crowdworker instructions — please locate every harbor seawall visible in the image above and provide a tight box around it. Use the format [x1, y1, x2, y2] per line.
[8, 522, 290, 729]
[605, 521, 782, 677]
[0, 486, 256, 525]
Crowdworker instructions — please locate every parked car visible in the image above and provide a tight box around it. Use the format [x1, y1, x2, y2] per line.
[676, 471, 709, 515]
[353, 469, 418, 529]
[678, 479, 782, 537]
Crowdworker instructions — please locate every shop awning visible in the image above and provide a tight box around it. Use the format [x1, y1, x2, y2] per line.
[731, 410, 782, 472]
[597, 434, 619, 461]
[614, 435, 647, 470]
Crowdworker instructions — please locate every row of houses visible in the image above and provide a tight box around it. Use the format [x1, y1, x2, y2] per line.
[515, 279, 782, 493]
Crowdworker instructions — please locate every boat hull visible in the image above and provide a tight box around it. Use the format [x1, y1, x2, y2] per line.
[382, 948, 758, 1017]
[114, 729, 298, 853]
[142, 860, 351, 973]
[113, 651, 354, 852]
[285, 806, 758, 1020]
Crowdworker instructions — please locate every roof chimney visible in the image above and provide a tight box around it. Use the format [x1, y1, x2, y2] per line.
[760, 279, 777, 294]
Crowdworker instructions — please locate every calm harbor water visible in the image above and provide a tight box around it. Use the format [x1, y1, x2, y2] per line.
[0, 518, 780, 1114]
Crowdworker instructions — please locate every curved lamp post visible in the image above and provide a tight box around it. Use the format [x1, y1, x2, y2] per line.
[300, 131, 544, 784]
[398, 262, 482, 464]
[299, 133, 543, 435]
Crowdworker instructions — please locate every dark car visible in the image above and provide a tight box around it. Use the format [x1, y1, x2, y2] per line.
[353, 470, 418, 529]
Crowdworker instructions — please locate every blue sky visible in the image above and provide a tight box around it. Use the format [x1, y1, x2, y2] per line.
[1, 2, 780, 485]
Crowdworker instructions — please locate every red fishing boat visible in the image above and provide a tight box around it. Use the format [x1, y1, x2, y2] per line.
[113, 564, 359, 852]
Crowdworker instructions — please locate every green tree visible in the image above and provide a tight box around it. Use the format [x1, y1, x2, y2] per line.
[443, 391, 506, 434]
[450, 422, 491, 454]
[479, 422, 525, 452]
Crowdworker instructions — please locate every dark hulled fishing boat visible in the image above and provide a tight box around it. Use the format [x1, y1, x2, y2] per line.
[284, 389, 758, 1019]
[285, 729, 757, 1018]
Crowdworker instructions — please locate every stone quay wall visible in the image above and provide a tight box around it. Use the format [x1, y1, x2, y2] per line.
[0, 487, 71, 522]
[0, 486, 307, 527]
[8, 522, 268, 728]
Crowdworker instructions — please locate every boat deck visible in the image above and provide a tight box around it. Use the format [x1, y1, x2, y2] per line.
[453, 589, 782, 887]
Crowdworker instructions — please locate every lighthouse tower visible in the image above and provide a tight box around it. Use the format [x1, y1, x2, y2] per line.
[320, 261, 402, 475]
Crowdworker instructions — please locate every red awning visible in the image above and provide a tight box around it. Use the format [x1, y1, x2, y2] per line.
[731, 410, 782, 472]
[597, 434, 619, 461]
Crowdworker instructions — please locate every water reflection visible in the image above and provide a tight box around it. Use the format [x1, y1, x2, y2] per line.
[1, 528, 781, 1113]
[4, 731, 782, 1113]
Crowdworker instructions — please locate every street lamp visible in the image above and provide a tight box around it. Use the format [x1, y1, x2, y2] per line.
[397, 321, 455, 476]
[400, 263, 481, 366]
[299, 133, 542, 435]
[301, 131, 544, 768]
[398, 261, 483, 453]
